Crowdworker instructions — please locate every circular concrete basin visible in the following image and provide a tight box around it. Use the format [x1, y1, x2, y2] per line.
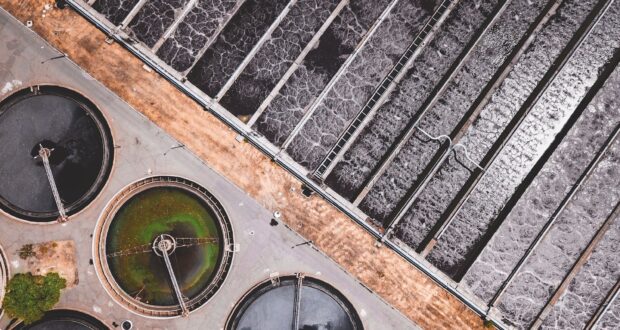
[0, 86, 113, 222]
[96, 177, 233, 317]
[12, 309, 108, 330]
[228, 276, 363, 330]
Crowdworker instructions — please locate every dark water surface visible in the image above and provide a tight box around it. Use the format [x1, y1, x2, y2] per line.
[17, 310, 107, 330]
[0, 87, 111, 221]
[232, 277, 361, 330]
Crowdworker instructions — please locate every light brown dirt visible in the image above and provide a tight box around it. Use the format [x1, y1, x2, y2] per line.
[19, 240, 78, 288]
[0, 2, 487, 328]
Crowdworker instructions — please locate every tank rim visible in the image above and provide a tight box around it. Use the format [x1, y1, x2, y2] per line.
[226, 274, 363, 330]
[94, 176, 234, 318]
[0, 85, 114, 222]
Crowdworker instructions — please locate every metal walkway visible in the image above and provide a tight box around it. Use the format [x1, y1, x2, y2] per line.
[312, 0, 456, 180]
[292, 273, 304, 330]
[106, 237, 218, 258]
[156, 235, 190, 317]
[37, 145, 68, 222]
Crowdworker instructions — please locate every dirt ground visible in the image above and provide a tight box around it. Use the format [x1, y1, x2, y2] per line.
[0, 1, 487, 328]
[19, 240, 78, 288]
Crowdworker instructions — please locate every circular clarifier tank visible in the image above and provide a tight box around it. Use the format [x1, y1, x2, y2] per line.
[227, 275, 363, 330]
[96, 177, 233, 317]
[0, 244, 8, 317]
[0, 86, 113, 222]
[11, 309, 108, 329]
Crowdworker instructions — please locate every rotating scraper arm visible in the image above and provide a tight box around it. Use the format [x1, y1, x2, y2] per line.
[158, 238, 190, 317]
[37, 145, 68, 222]
[105, 235, 219, 317]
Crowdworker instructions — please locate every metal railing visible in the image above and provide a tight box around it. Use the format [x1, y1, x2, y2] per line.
[37, 146, 68, 222]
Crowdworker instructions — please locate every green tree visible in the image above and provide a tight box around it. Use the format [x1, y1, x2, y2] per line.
[1, 272, 66, 324]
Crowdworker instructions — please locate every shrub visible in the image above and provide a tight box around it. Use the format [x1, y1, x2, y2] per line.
[18, 244, 35, 260]
[2, 272, 66, 324]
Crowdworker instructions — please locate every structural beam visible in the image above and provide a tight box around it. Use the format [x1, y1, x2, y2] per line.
[214, 0, 298, 100]
[119, 0, 148, 29]
[586, 278, 620, 330]
[427, 0, 613, 253]
[312, 0, 461, 181]
[182, 0, 247, 76]
[280, 0, 402, 150]
[450, 0, 562, 143]
[247, 0, 349, 127]
[156, 235, 190, 317]
[37, 146, 68, 222]
[531, 200, 620, 329]
[151, 0, 199, 52]
[292, 273, 304, 330]
[487, 124, 620, 309]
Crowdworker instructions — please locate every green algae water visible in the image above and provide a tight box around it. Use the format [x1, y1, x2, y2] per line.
[106, 187, 222, 306]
